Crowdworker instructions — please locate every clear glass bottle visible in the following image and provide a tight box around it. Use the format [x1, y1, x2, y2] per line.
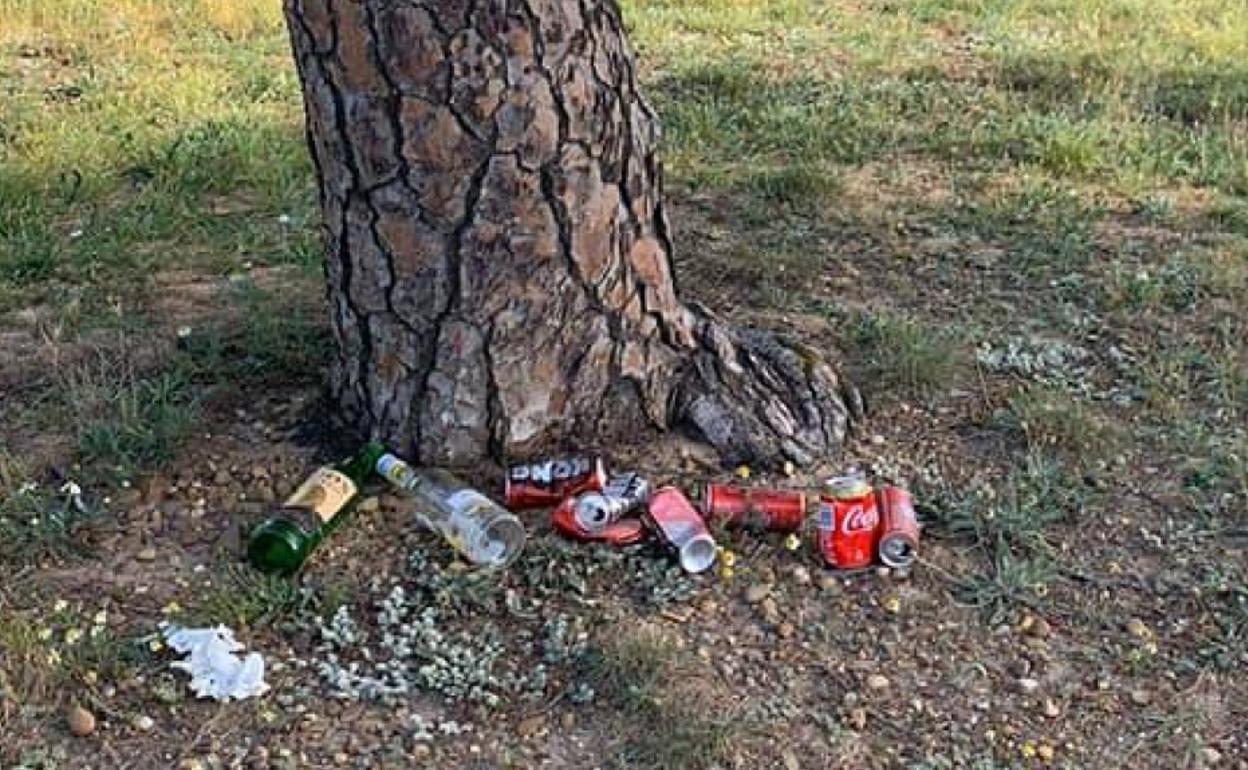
[376, 454, 525, 567]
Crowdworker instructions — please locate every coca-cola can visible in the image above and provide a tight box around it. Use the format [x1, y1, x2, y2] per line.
[817, 472, 879, 570]
[504, 455, 607, 510]
[703, 483, 806, 532]
[573, 473, 651, 533]
[876, 486, 920, 569]
[647, 487, 717, 574]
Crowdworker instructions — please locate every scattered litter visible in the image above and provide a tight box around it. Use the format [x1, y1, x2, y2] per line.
[164, 626, 268, 701]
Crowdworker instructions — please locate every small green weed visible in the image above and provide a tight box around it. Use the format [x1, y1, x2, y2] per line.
[999, 385, 1119, 466]
[741, 164, 841, 212]
[177, 279, 329, 385]
[76, 371, 196, 481]
[583, 625, 676, 714]
[846, 311, 965, 402]
[933, 454, 1086, 622]
[586, 625, 745, 770]
[181, 563, 331, 630]
[0, 454, 97, 566]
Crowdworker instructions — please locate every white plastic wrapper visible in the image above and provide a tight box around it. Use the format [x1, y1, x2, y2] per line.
[164, 625, 269, 701]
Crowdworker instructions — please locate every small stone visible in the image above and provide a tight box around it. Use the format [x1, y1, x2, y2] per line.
[136, 547, 157, 562]
[250, 465, 270, 479]
[1202, 747, 1222, 765]
[133, 714, 155, 732]
[357, 496, 380, 514]
[411, 745, 431, 760]
[516, 715, 545, 738]
[866, 674, 889, 691]
[67, 705, 96, 736]
[782, 748, 800, 770]
[783, 461, 797, 478]
[560, 712, 575, 730]
[179, 760, 205, 770]
[1024, 616, 1053, 638]
[870, 434, 886, 446]
[1018, 678, 1041, 694]
[1130, 689, 1151, 706]
[333, 752, 349, 765]
[777, 622, 795, 639]
[744, 583, 772, 604]
[790, 566, 812, 586]
[1126, 618, 1152, 640]
[1041, 699, 1061, 718]
[759, 598, 780, 625]
[848, 707, 868, 730]
[818, 575, 842, 594]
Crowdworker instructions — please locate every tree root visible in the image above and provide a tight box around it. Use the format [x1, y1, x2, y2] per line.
[677, 307, 863, 468]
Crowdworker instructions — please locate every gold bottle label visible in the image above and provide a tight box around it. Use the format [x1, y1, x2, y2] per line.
[284, 467, 357, 525]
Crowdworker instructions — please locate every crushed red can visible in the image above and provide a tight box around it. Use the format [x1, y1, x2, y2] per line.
[876, 486, 919, 569]
[573, 473, 651, 533]
[504, 455, 607, 510]
[647, 487, 717, 574]
[703, 483, 806, 532]
[817, 472, 879, 570]
[552, 496, 647, 545]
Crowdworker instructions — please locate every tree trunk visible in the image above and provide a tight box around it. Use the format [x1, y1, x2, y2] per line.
[286, 0, 859, 467]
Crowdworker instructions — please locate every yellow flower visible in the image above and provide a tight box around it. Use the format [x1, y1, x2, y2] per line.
[718, 549, 737, 568]
[46, 649, 62, 666]
[53, 599, 69, 613]
[881, 595, 901, 614]
[734, 465, 751, 480]
[92, 610, 108, 626]
[161, 601, 182, 616]
[83, 670, 98, 685]
[37, 627, 53, 642]
[718, 566, 736, 581]
[783, 533, 802, 551]
[64, 628, 83, 645]
[148, 638, 165, 653]
[1020, 740, 1037, 758]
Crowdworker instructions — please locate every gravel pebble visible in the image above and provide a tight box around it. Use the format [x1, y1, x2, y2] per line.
[866, 674, 889, 690]
[745, 583, 772, 604]
[67, 705, 95, 737]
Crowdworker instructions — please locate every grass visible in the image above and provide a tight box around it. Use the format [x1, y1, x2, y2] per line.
[180, 563, 338, 630]
[999, 385, 1119, 466]
[932, 452, 1089, 623]
[0, 453, 98, 566]
[584, 625, 746, 770]
[846, 310, 966, 403]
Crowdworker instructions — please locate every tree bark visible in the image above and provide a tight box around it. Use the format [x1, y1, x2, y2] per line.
[286, 0, 859, 467]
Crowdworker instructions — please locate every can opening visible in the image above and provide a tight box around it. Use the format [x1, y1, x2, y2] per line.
[879, 536, 915, 568]
[679, 535, 717, 574]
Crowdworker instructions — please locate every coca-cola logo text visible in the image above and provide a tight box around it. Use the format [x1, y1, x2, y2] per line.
[840, 504, 879, 534]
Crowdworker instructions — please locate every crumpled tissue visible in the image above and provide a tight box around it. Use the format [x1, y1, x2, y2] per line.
[164, 625, 269, 701]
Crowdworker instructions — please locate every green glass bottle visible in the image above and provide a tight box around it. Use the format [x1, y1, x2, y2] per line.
[246, 441, 385, 575]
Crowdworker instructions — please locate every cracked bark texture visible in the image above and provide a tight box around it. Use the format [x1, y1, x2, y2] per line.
[287, 0, 858, 467]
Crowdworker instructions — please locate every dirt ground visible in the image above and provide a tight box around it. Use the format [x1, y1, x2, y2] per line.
[2, 1, 1247, 769]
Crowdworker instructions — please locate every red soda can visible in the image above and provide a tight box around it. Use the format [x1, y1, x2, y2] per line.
[504, 455, 607, 510]
[817, 473, 879, 570]
[702, 483, 806, 532]
[647, 487, 718, 574]
[573, 473, 651, 532]
[876, 486, 920, 569]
